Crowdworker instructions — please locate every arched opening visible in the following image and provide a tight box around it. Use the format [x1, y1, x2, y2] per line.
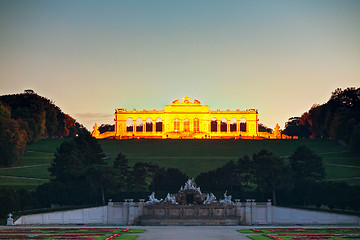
[146, 118, 153, 132]
[220, 118, 227, 132]
[230, 118, 237, 132]
[136, 118, 143, 132]
[194, 118, 199, 133]
[184, 119, 190, 132]
[211, 118, 217, 132]
[240, 118, 247, 132]
[126, 118, 133, 132]
[156, 118, 163, 132]
[174, 118, 180, 132]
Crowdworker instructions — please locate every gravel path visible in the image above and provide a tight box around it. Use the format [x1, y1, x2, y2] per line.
[134, 226, 249, 240]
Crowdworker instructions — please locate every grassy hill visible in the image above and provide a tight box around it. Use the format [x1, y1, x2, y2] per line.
[0, 138, 359, 189]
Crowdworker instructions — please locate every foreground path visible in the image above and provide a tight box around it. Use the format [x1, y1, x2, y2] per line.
[135, 226, 248, 240]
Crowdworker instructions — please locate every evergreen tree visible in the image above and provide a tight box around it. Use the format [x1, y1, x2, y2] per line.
[47, 131, 107, 205]
[152, 168, 188, 192]
[236, 154, 254, 196]
[253, 149, 292, 205]
[290, 146, 326, 184]
[113, 153, 131, 191]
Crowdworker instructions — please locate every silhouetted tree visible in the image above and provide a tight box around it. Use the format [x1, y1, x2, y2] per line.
[46, 131, 107, 205]
[290, 146, 325, 184]
[131, 162, 148, 191]
[258, 123, 273, 133]
[284, 87, 360, 152]
[113, 153, 131, 191]
[253, 150, 292, 205]
[236, 155, 254, 197]
[152, 168, 189, 192]
[99, 124, 115, 134]
[289, 146, 325, 205]
[283, 117, 311, 138]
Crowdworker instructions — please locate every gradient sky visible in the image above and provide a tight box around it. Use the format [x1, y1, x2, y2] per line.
[1, 0, 359, 131]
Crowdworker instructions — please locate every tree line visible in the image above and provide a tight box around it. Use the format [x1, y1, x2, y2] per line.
[196, 146, 360, 210]
[283, 87, 360, 152]
[0, 91, 82, 166]
[1, 131, 360, 222]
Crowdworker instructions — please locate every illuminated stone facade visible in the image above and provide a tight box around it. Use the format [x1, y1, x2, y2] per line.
[93, 97, 259, 139]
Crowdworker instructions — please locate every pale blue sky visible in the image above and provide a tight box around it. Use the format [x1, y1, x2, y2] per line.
[1, 0, 359, 130]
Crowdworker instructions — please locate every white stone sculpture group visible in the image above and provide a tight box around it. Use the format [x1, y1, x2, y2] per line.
[146, 179, 233, 205]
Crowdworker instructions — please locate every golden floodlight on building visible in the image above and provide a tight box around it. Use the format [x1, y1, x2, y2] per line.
[92, 97, 294, 139]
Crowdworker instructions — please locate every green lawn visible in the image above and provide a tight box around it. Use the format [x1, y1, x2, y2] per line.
[239, 228, 360, 240]
[0, 165, 50, 179]
[0, 176, 48, 190]
[0, 138, 359, 189]
[0, 227, 145, 239]
[16, 151, 54, 166]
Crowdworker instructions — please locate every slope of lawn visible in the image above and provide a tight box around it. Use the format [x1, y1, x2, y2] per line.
[0, 138, 359, 189]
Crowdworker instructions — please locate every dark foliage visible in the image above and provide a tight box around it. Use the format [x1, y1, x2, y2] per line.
[196, 161, 239, 192]
[0, 91, 83, 166]
[152, 168, 189, 192]
[283, 87, 360, 152]
[41, 132, 108, 205]
[252, 150, 293, 205]
[98, 124, 114, 134]
[258, 123, 273, 133]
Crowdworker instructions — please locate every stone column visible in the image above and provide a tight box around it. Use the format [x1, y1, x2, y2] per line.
[235, 199, 241, 218]
[266, 199, 272, 224]
[124, 200, 130, 224]
[251, 199, 256, 224]
[133, 121, 136, 133]
[153, 122, 156, 132]
[227, 120, 230, 132]
[128, 199, 135, 225]
[143, 120, 146, 132]
[245, 199, 252, 225]
[217, 120, 220, 132]
[237, 121, 241, 132]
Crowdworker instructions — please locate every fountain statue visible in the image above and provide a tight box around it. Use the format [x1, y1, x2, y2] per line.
[219, 191, 234, 205]
[164, 193, 178, 204]
[203, 193, 217, 204]
[146, 192, 162, 204]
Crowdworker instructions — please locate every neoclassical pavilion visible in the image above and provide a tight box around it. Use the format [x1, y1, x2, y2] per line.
[93, 97, 259, 139]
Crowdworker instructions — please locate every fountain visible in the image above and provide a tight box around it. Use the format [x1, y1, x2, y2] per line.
[139, 179, 240, 225]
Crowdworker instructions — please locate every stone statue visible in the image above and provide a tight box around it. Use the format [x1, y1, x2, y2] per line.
[92, 123, 100, 138]
[203, 193, 217, 204]
[172, 99, 180, 105]
[194, 99, 201, 105]
[146, 192, 162, 204]
[7, 213, 14, 226]
[164, 193, 178, 204]
[274, 123, 281, 138]
[183, 178, 202, 194]
[220, 191, 234, 205]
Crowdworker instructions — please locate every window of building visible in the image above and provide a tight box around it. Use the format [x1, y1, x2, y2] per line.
[156, 118, 163, 132]
[240, 118, 247, 132]
[184, 119, 190, 131]
[126, 118, 133, 132]
[194, 118, 199, 133]
[174, 118, 180, 132]
[230, 118, 237, 132]
[146, 118, 153, 132]
[210, 118, 217, 132]
[220, 118, 227, 132]
[136, 118, 143, 132]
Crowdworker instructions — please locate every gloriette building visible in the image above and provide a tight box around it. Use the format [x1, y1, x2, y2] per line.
[92, 97, 260, 139]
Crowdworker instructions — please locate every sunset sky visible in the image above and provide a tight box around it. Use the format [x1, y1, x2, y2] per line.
[1, 0, 359, 130]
